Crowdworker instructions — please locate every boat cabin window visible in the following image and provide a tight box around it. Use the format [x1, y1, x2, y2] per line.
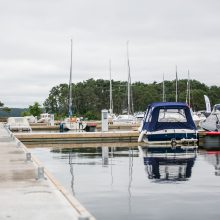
[158, 108, 187, 122]
[145, 107, 154, 122]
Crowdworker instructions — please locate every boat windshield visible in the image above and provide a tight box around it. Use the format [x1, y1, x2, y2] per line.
[158, 109, 187, 122]
[213, 104, 220, 113]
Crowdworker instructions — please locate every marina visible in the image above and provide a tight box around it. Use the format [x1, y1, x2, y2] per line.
[2, 117, 220, 220]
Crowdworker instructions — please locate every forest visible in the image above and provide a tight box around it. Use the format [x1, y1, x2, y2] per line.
[43, 78, 220, 120]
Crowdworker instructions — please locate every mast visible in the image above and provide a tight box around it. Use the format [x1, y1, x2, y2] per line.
[127, 41, 131, 115]
[162, 73, 165, 102]
[186, 70, 191, 107]
[188, 70, 191, 107]
[175, 65, 178, 102]
[68, 39, 73, 117]
[109, 59, 113, 114]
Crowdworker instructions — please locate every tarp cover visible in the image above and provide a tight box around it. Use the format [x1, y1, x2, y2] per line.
[142, 102, 196, 132]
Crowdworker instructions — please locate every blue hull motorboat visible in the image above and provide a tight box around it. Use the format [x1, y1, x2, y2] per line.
[138, 102, 198, 146]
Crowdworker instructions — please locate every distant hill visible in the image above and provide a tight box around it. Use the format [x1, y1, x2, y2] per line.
[0, 108, 27, 117]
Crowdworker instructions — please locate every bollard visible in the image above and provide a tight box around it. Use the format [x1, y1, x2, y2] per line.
[17, 141, 21, 147]
[26, 152, 32, 162]
[78, 215, 90, 220]
[101, 109, 109, 132]
[36, 167, 47, 180]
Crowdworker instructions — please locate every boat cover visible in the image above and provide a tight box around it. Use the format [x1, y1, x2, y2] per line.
[142, 102, 196, 132]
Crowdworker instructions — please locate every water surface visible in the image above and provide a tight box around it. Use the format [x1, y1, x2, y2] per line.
[31, 146, 220, 220]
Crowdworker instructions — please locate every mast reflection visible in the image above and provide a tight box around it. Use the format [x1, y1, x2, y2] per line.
[139, 146, 197, 182]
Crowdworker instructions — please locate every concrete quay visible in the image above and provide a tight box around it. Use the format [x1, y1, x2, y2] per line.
[0, 124, 95, 220]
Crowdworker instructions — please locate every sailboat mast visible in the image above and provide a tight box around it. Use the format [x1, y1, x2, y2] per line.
[109, 59, 113, 114]
[162, 73, 165, 102]
[175, 65, 178, 102]
[188, 70, 191, 108]
[68, 39, 73, 117]
[127, 41, 131, 115]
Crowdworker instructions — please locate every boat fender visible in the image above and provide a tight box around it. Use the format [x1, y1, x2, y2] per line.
[171, 138, 177, 149]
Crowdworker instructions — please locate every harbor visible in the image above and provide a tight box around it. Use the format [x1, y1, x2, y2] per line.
[2, 114, 220, 220]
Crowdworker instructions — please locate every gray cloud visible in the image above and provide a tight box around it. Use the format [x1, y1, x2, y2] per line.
[0, 0, 220, 107]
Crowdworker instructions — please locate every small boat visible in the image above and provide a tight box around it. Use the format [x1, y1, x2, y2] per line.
[7, 117, 32, 132]
[113, 114, 136, 124]
[138, 102, 198, 146]
[200, 104, 220, 131]
[62, 117, 87, 130]
[37, 113, 51, 123]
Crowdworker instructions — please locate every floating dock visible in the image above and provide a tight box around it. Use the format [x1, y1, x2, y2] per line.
[15, 131, 139, 147]
[0, 123, 95, 220]
[198, 131, 220, 150]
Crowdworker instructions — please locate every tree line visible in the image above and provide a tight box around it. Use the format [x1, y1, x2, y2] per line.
[42, 78, 220, 120]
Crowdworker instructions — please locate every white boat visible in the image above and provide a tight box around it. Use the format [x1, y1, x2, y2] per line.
[37, 113, 51, 123]
[62, 39, 87, 131]
[200, 104, 220, 131]
[113, 114, 136, 124]
[7, 117, 32, 132]
[24, 115, 37, 123]
[63, 117, 87, 130]
[138, 102, 198, 146]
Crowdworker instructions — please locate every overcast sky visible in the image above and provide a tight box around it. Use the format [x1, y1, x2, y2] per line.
[0, 0, 220, 108]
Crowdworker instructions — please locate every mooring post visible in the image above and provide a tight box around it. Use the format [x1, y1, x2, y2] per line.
[36, 167, 47, 180]
[26, 152, 32, 162]
[101, 109, 109, 132]
[17, 141, 21, 147]
[78, 215, 90, 220]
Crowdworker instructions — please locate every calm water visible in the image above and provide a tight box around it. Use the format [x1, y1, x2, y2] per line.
[31, 146, 220, 220]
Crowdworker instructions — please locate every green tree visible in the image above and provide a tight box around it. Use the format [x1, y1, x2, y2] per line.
[29, 102, 42, 116]
[0, 101, 11, 113]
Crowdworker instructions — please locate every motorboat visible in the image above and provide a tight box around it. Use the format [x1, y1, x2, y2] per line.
[62, 117, 87, 131]
[37, 113, 51, 123]
[113, 114, 136, 124]
[24, 115, 37, 123]
[200, 104, 220, 131]
[138, 102, 198, 146]
[7, 117, 32, 132]
[139, 146, 197, 181]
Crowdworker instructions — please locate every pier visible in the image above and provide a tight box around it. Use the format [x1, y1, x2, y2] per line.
[0, 123, 95, 220]
[15, 131, 139, 146]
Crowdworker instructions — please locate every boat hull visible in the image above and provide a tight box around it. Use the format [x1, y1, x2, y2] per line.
[138, 129, 197, 146]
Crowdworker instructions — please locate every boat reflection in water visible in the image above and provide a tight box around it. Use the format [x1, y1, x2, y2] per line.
[139, 145, 197, 182]
[203, 151, 220, 176]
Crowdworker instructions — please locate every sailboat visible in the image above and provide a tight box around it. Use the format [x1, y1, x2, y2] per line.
[62, 39, 87, 131]
[113, 42, 136, 124]
[185, 71, 204, 127]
